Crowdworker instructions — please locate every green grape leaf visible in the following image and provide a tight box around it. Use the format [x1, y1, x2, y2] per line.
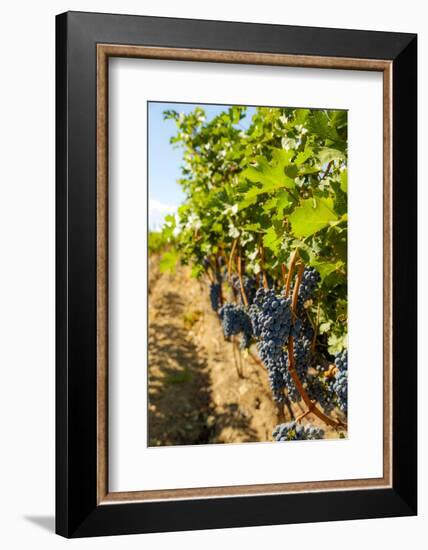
[289, 198, 338, 237]
[211, 222, 223, 233]
[308, 111, 343, 143]
[277, 191, 291, 213]
[241, 149, 295, 190]
[315, 147, 346, 166]
[294, 148, 313, 165]
[244, 223, 262, 232]
[328, 333, 348, 355]
[263, 197, 278, 212]
[237, 186, 262, 210]
[263, 227, 282, 255]
[299, 165, 321, 176]
[309, 260, 338, 281]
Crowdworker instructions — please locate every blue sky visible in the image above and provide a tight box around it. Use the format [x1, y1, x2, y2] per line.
[148, 102, 255, 230]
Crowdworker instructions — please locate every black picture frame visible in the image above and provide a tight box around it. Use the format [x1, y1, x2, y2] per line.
[56, 10, 417, 538]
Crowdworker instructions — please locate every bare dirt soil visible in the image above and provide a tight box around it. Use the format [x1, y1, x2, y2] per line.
[148, 260, 344, 447]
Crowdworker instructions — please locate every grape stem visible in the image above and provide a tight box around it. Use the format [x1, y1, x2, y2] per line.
[296, 407, 314, 423]
[291, 262, 304, 321]
[287, 338, 346, 429]
[215, 253, 224, 307]
[236, 253, 249, 306]
[283, 393, 295, 421]
[281, 263, 288, 287]
[248, 348, 264, 368]
[287, 260, 347, 430]
[231, 336, 243, 378]
[205, 268, 214, 284]
[237, 341, 244, 377]
[259, 241, 269, 289]
[227, 238, 239, 279]
[321, 160, 334, 180]
[208, 254, 217, 275]
[285, 249, 299, 297]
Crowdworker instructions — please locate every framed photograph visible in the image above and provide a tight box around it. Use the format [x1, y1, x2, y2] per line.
[56, 11, 417, 538]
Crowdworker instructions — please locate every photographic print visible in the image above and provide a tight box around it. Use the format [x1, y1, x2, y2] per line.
[57, 14, 417, 536]
[148, 102, 348, 447]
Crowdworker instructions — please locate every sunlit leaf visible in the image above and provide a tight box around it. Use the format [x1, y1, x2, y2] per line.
[289, 198, 338, 237]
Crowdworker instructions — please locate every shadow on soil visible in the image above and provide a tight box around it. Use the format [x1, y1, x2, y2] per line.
[148, 290, 257, 446]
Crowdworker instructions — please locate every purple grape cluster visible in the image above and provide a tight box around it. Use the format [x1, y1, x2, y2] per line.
[219, 303, 253, 348]
[249, 288, 296, 402]
[250, 288, 292, 343]
[294, 300, 315, 341]
[298, 267, 321, 302]
[305, 370, 335, 414]
[209, 282, 221, 312]
[239, 331, 252, 350]
[264, 356, 301, 403]
[293, 336, 311, 379]
[291, 318, 303, 339]
[267, 364, 288, 402]
[333, 350, 348, 414]
[335, 350, 348, 372]
[273, 421, 325, 441]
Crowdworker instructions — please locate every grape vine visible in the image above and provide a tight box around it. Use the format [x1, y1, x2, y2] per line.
[156, 105, 348, 440]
